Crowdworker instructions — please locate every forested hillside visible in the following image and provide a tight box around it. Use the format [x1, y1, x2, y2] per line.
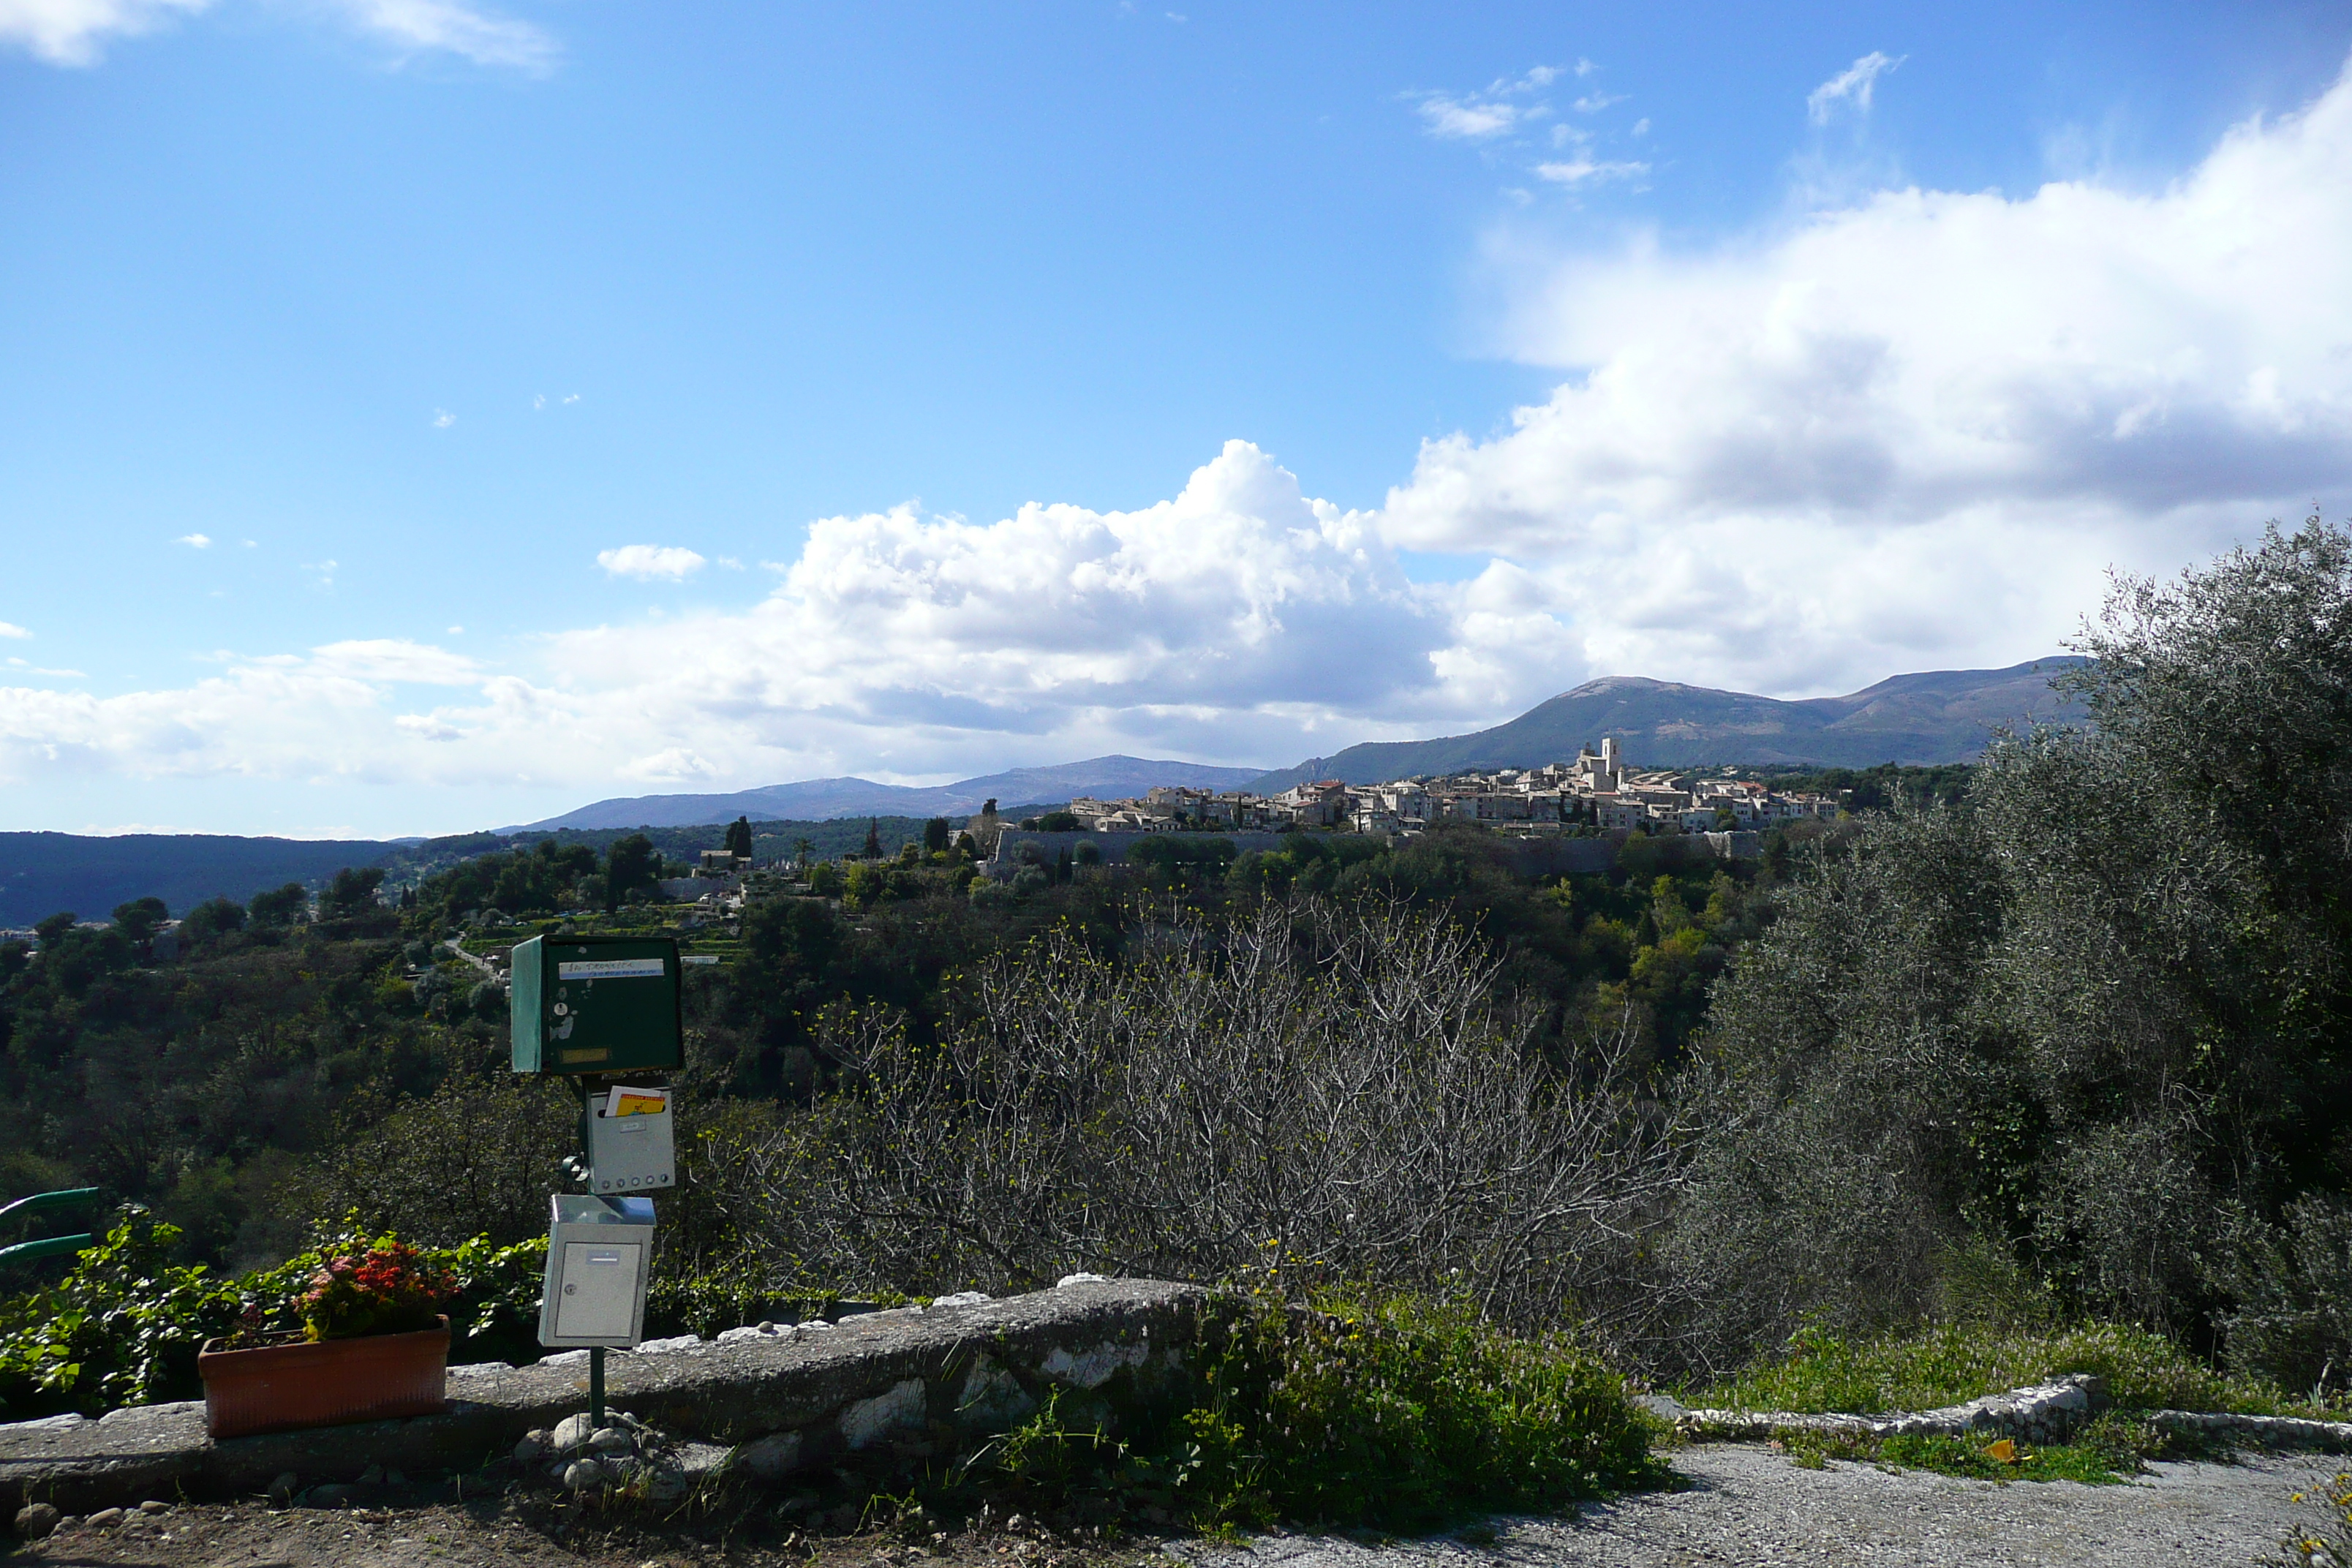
[0, 809, 1799, 1273]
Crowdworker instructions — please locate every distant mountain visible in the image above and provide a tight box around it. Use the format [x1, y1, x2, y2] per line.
[516, 755, 1270, 832]
[1247, 659, 2089, 793]
[0, 833, 392, 929]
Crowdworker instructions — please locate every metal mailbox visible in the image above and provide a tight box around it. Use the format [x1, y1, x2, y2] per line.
[510, 935, 683, 1075]
[584, 1084, 675, 1194]
[538, 1194, 656, 1348]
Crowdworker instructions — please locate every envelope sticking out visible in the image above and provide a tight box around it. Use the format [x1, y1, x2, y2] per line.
[607, 1085, 668, 1118]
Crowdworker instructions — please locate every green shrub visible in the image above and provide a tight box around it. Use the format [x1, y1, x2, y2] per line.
[946, 1290, 1662, 1531]
[1700, 1319, 2345, 1419]
[1177, 1292, 1662, 1529]
[0, 1209, 550, 1420]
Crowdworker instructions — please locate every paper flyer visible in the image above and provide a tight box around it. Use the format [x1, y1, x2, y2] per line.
[606, 1085, 668, 1118]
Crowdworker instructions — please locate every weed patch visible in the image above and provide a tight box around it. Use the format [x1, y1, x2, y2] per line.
[2279, 1469, 2352, 1567]
[1771, 1417, 2157, 1485]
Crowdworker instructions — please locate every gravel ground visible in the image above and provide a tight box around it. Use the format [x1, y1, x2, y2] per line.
[1189, 1445, 2332, 1568]
[1, 1444, 2331, 1567]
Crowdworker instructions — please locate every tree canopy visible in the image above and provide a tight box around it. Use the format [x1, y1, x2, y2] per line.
[1676, 514, 2352, 1383]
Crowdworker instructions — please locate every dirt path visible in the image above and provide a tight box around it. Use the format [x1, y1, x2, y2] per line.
[2, 1446, 2331, 1568]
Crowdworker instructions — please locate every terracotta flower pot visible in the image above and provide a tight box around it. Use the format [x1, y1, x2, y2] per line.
[197, 1317, 450, 1439]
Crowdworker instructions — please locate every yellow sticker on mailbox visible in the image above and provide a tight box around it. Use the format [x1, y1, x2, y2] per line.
[608, 1086, 667, 1117]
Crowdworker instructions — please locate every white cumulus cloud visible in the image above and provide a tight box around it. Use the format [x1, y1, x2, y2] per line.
[177, 532, 212, 548]
[0, 623, 30, 640]
[597, 545, 708, 581]
[1384, 56, 2352, 694]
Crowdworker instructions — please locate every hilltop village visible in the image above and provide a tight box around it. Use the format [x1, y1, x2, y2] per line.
[1048, 739, 1848, 840]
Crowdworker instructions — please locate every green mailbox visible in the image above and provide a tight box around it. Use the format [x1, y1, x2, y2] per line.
[510, 935, 684, 1075]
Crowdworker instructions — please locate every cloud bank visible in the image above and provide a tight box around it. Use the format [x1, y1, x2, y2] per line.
[5, 59, 2351, 810]
[1388, 56, 2352, 691]
[0, 445, 1477, 796]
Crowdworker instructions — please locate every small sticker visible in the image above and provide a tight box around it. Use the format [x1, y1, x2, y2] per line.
[608, 1086, 667, 1117]
[558, 1047, 610, 1065]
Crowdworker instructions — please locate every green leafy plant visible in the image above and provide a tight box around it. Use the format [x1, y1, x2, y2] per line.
[0, 1210, 551, 1419]
[0, 1209, 245, 1416]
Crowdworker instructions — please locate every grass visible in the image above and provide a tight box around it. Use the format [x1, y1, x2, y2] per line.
[1699, 1320, 2351, 1421]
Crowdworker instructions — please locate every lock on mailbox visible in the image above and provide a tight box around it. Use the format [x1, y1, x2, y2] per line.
[538, 1194, 656, 1348]
[585, 1083, 675, 1194]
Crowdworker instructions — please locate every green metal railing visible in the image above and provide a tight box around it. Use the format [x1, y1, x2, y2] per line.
[0, 1188, 100, 1267]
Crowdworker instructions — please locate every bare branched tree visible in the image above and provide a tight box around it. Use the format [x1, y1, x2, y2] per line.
[705, 898, 1686, 1343]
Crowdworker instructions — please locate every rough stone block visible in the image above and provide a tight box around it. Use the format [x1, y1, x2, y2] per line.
[840, 1379, 925, 1450]
[738, 1431, 802, 1480]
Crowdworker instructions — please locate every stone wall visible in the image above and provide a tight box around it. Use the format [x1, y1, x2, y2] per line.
[0, 1277, 1210, 1515]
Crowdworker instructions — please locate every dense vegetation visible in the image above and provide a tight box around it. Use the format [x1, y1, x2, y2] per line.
[1672, 516, 2352, 1395]
[0, 516, 2345, 1518]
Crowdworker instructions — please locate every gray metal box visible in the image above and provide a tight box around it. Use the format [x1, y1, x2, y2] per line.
[538, 1194, 655, 1348]
[585, 1084, 675, 1195]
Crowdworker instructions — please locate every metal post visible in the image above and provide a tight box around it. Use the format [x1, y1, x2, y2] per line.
[580, 1074, 606, 1431]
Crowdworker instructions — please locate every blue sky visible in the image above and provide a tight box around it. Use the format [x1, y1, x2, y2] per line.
[4, 1, 2351, 837]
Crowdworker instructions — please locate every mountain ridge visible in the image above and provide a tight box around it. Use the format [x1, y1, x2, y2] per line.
[511, 755, 1270, 832]
[1245, 658, 2089, 793]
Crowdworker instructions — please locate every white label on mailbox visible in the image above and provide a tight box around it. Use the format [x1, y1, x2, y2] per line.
[557, 958, 666, 979]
